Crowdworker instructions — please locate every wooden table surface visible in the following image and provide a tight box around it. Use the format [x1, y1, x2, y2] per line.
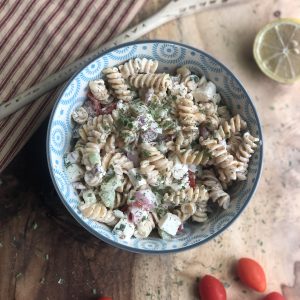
[1, 0, 300, 299]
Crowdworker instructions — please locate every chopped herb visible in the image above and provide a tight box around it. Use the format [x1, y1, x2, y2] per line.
[191, 140, 199, 147]
[45, 254, 49, 260]
[146, 292, 152, 297]
[141, 216, 147, 222]
[63, 154, 72, 168]
[269, 106, 275, 110]
[172, 95, 177, 101]
[173, 280, 183, 286]
[118, 224, 126, 231]
[16, 273, 22, 279]
[162, 119, 175, 129]
[223, 282, 231, 288]
[192, 76, 200, 83]
[32, 222, 38, 230]
[135, 173, 142, 181]
[40, 277, 45, 284]
[142, 150, 151, 158]
[257, 239, 263, 246]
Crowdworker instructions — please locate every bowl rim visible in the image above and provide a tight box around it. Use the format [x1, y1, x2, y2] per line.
[46, 39, 264, 254]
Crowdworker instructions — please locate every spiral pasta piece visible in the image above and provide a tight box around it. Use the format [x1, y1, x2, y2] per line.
[79, 202, 118, 226]
[213, 114, 247, 141]
[163, 185, 209, 205]
[102, 67, 132, 101]
[134, 214, 155, 238]
[74, 139, 85, 154]
[113, 192, 127, 209]
[116, 175, 133, 193]
[205, 114, 220, 130]
[236, 132, 259, 165]
[192, 201, 209, 223]
[128, 73, 171, 91]
[89, 79, 111, 104]
[118, 58, 159, 78]
[200, 169, 230, 209]
[104, 134, 116, 153]
[139, 160, 160, 186]
[176, 96, 205, 134]
[173, 206, 194, 222]
[140, 143, 172, 174]
[118, 58, 140, 79]
[201, 138, 238, 171]
[227, 134, 243, 155]
[177, 148, 210, 166]
[72, 107, 88, 124]
[176, 66, 200, 91]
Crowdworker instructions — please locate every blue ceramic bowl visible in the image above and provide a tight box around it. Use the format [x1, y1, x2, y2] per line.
[47, 40, 263, 253]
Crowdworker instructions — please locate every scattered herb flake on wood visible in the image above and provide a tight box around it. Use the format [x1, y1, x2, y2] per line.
[32, 222, 38, 230]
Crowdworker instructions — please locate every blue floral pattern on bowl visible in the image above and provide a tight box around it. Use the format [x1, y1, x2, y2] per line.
[47, 41, 263, 254]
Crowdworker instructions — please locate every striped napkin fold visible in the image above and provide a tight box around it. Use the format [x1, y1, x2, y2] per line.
[0, 0, 146, 172]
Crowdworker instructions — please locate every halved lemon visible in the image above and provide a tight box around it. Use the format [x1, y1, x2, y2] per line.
[253, 18, 300, 84]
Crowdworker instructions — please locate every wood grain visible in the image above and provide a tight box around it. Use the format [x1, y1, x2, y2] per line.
[1, 0, 300, 299]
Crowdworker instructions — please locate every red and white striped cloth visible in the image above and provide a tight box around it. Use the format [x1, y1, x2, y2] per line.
[0, 0, 146, 172]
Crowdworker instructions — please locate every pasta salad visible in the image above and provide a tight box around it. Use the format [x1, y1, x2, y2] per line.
[65, 58, 259, 240]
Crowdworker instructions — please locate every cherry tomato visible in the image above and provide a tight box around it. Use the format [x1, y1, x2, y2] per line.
[97, 297, 112, 300]
[237, 258, 266, 292]
[198, 275, 227, 300]
[188, 170, 196, 188]
[263, 292, 285, 300]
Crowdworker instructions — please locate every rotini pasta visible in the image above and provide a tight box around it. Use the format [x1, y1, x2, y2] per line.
[65, 58, 260, 240]
[118, 57, 158, 78]
[201, 169, 230, 209]
[102, 67, 132, 102]
[79, 202, 118, 226]
[128, 73, 171, 91]
[213, 114, 247, 141]
[89, 79, 111, 104]
[163, 185, 209, 206]
[176, 66, 200, 91]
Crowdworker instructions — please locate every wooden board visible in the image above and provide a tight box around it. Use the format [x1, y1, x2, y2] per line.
[1, 0, 300, 299]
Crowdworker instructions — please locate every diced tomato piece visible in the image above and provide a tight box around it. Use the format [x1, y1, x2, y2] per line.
[87, 92, 102, 114]
[188, 170, 196, 188]
[98, 102, 117, 115]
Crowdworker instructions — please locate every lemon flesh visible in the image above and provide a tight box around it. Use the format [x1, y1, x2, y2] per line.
[253, 19, 300, 84]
